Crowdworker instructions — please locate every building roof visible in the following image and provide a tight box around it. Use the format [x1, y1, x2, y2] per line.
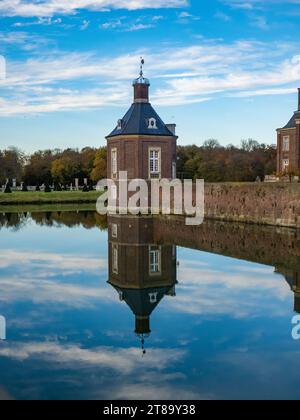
[112, 285, 174, 317]
[282, 111, 300, 129]
[107, 102, 174, 138]
[133, 75, 150, 86]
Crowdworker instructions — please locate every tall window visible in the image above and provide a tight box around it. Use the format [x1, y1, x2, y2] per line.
[112, 245, 118, 274]
[112, 223, 118, 239]
[283, 159, 290, 171]
[283, 136, 290, 152]
[172, 162, 177, 179]
[111, 148, 117, 178]
[149, 246, 161, 274]
[149, 148, 161, 179]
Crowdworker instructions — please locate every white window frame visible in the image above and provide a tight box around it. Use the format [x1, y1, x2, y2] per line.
[149, 148, 161, 179]
[112, 245, 119, 274]
[149, 246, 161, 275]
[282, 159, 290, 171]
[282, 136, 290, 152]
[112, 223, 118, 239]
[111, 148, 118, 179]
[172, 161, 177, 179]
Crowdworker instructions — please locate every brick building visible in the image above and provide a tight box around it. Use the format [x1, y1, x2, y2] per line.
[277, 88, 300, 174]
[106, 61, 177, 182]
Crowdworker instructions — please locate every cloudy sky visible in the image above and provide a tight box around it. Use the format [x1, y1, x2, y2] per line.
[0, 0, 300, 152]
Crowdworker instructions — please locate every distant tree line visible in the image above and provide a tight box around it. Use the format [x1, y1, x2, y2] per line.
[177, 139, 277, 182]
[0, 147, 107, 186]
[0, 139, 276, 186]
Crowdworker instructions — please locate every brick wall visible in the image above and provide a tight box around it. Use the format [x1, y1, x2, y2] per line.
[277, 127, 300, 173]
[203, 183, 300, 228]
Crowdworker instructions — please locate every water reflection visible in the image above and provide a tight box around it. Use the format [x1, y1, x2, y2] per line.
[0, 211, 107, 230]
[107, 215, 177, 353]
[0, 211, 300, 399]
[1, 211, 300, 318]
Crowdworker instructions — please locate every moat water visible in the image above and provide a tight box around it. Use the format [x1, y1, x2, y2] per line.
[0, 211, 300, 400]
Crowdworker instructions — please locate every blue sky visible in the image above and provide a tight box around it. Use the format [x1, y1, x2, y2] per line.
[0, 0, 300, 152]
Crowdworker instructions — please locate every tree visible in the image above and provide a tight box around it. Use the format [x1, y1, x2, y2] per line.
[0, 148, 25, 185]
[24, 150, 58, 186]
[4, 184, 12, 194]
[51, 157, 79, 184]
[241, 139, 260, 152]
[91, 147, 107, 182]
[202, 139, 221, 149]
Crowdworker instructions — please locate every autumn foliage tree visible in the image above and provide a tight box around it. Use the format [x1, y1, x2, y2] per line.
[91, 147, 107, 182]
[177, 139, 276, 182]
[0, 139, 277, 187]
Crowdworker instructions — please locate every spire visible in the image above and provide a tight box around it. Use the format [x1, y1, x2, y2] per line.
[133, 57, 150, 103]
[140, 57, 145, 78]
[135, 316, 151, 357]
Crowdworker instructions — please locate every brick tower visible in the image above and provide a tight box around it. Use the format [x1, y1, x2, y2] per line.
[276, 88, 300, 174]
[106, 60, 178, 183]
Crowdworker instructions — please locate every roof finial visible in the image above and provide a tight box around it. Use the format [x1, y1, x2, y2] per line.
[140, 57, 145, 77]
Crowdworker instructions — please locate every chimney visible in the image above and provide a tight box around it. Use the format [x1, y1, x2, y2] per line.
[166, 124, 176, 135]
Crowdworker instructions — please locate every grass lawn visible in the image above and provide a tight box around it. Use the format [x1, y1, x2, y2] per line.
[0, 191, 102, 206]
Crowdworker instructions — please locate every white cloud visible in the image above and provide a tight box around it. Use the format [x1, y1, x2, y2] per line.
[0, 31, 47, 51]
[177, 10, 200, 21]
[101, 18, 124, 29]
[0, 341, 185, 374]
[164, 259, 291, 318]
[0, 39, 300, 115]
[80, 19, 90, 30]
[126, 23, 155, 31]
[0, 0, 188, 18]
[0, 249, 113, 307]
[230, 87, 298, 98]
[13, 17, 62, 27]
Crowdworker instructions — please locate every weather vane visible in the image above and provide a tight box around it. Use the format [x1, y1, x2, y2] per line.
[140, 57, 145, 77]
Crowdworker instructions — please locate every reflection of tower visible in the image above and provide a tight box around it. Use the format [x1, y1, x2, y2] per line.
[276, 267, 300, 313]
[107, 215, 177, 352]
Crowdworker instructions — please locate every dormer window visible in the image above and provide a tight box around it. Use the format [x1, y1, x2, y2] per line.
[148, 118, 157, 130]
[149, 292, 158, 304]
[117, 119, 123, 130]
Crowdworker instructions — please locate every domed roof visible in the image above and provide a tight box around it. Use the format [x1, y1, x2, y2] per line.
[133, 75, 150, 86]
